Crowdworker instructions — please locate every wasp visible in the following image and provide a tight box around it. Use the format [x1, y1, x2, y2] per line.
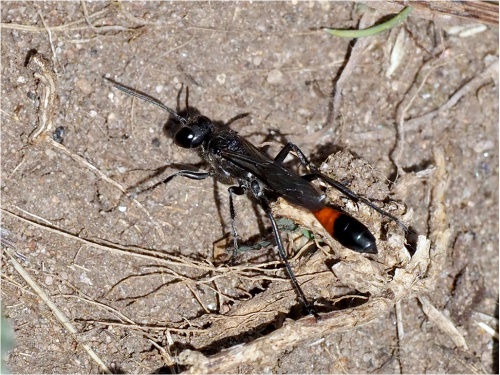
[110, 80, 407, 318]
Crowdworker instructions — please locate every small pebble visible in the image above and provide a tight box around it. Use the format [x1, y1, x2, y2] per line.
[45, 275, 53, 286]
[266, 69, 287, 85]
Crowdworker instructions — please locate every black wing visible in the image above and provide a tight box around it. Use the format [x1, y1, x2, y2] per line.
[219, 137, 324, 210]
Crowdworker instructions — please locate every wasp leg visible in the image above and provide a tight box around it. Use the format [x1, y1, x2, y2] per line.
[133, 170, 213, 196]
[275, 143, 407, 232]
[303, 173, 408, 232]
[228, 185, 246, 262]
[250, 180, 320, 319]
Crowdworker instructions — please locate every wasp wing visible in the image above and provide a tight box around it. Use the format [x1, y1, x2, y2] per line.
[219, 138, 324, 210]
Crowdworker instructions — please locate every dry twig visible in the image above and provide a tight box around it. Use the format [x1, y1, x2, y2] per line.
[3, 248, 112, 374]
[178, 235, 432, 373]
[177, 146, 459, 372]
[390, 56, 449, 177]
[24, 51, 167, 240]
[367, 1, 498, 27]
[1, 3, 138, 33]
[403, 59, 499, 132]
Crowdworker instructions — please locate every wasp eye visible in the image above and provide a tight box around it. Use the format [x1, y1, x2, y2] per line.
[174, 116, 213, 148]
[175, 127, 200, 148]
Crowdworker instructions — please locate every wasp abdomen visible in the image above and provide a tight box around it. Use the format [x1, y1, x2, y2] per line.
[313, 207, 377, 254]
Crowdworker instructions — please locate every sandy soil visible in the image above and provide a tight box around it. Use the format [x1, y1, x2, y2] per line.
[1, 2, 498, 373]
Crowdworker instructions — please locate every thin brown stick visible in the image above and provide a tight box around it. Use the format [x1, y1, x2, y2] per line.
[298, 9, 377, 146]
[1, 207, 286, 278]
[393, 0, 498, 27]
[391, 56, 448, 177]
[404, 59, 499, 132]
[0, 3, 131, 33]
[418, 295, 468, 350]
[329, 10, 376, 141]
[4, 247, 112, 374]
[36, 10, 58, 70]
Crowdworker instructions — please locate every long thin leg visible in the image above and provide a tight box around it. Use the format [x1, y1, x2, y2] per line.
[262, 199, 319, 319]
[249, 181, 319, 318]
[185, 86, 190, 119]
[275, 143, 408, 231]
[132, 170, 212, 196]
[228, 185, 246, 259]
[273, 142, 307, 165]
[302, 173, 408, 231]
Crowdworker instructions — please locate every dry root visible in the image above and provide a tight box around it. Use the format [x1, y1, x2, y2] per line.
[176, 150, 452, 373]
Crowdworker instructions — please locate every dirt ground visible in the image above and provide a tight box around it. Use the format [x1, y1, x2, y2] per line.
[1, 1, 498, 374]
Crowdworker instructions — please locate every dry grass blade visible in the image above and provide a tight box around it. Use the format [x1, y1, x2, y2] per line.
[419, 295, 468, 350]
[0, 3, 138, 33]
[3, 248, 112, 374]
[1, 207, 288, 292]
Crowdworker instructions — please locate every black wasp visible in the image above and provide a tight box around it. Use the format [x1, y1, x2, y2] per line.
[110, 80, 407, 318]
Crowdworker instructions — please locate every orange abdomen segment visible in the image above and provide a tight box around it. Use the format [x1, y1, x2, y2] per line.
[312, 206, 377, 254]
[313, 207, 342, 236]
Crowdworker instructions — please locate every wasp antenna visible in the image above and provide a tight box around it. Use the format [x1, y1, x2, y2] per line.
[185, 86, 190, 119]
[107, 78, 187, 125]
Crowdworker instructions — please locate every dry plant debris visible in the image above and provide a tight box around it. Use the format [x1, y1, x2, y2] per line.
[177, 147, 454, 373]
[374, 1, 498, 27]
[2, 3, 496, 372]
[6, 49, 466, 374]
